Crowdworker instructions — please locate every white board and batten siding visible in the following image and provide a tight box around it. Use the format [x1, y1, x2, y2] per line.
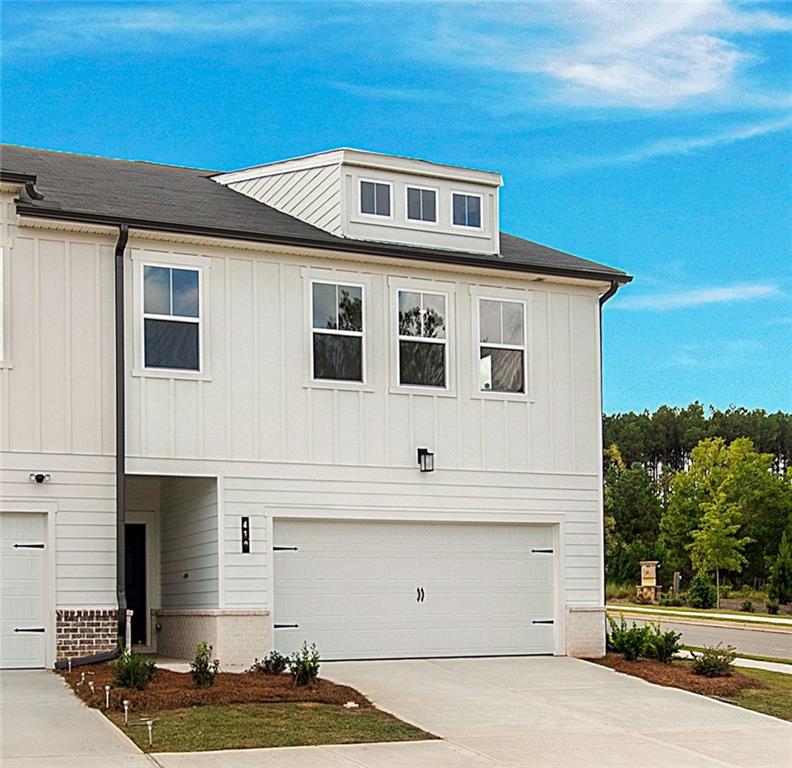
[0, 193, 118, 617]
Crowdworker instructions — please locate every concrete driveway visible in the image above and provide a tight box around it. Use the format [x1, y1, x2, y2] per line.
[318, 657, 791, 768]
[0, 669, 149, 768]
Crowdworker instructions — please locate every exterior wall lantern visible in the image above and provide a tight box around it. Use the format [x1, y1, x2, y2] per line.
[417, 448, 434, 472]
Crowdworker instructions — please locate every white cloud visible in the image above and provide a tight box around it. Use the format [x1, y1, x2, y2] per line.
[668, 339, 764, 368]
[557, 115, 792, 171]
[614, 283, 782, 311]
[422, 1, 791, 109]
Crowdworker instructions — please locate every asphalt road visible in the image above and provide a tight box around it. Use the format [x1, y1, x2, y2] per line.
[631, 617, 792, 659]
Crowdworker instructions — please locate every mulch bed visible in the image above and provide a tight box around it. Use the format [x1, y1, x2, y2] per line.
[594, 653, 766, 697]
[60, 662, 372, 713]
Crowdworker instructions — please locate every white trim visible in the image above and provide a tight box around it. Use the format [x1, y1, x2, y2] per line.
[0, 499, 58, 669]
[131, 253, 210, 379]
[307, 277, 367, 386]
[0, 245, 11, 369]
[358, 178, 394, 220]
[475, 295, 529, 398]
[450, 190, 484, 231]
[404, 184, 439, 226]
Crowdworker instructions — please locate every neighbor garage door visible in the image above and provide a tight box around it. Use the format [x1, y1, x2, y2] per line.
[273, 519, 556, 660]
[0, 512, 48, 669]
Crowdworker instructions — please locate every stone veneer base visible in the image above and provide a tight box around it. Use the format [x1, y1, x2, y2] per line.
[154, 609, 271, 667]
[56, 609, 118, 660]
[565, 605, 606, 658]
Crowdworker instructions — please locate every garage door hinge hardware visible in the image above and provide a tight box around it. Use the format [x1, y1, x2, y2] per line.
[273, 546, 298, 551]
[531, 548, 554, 554]
[14, 627, 45, 633]
[13, 543, 45, 549]
[532, 620, 554, 625]
[273, 624, 299, 629]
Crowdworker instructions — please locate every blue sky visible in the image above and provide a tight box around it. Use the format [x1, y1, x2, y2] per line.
[1, 1, 790, 413]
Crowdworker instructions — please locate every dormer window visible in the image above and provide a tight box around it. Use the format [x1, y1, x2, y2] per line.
[406, 186, 437, 223]
[452, 193, 482, 228]
[360, 180, 391, 217]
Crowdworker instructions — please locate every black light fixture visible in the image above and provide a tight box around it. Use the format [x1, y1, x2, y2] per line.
[417, 448, 434, 473]
[29, 473, 51, 484]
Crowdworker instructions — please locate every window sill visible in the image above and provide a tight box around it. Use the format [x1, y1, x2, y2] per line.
[303, 380, 375, 393]
[389, 384, 458, 398]
[471, 391, 535, 403]
[132, 368, 213, 382]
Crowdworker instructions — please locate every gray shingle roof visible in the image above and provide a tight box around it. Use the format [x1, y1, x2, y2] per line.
[1, 144, 630, 283]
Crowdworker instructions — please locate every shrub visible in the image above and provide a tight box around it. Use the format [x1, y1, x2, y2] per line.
[248, 650, 288, 676]
[288, 642, 320, 686]
[606, 615, 649, 661]
[766, 598, 780, 615]
[659, 592, 684, 607]
[739, 599, 754, 613]
[691, 644, 736, 677]
[190, 642, 220, 688]
[687, 575, 716, 609]
[643, 623, 682, 663]
[113, 649, 156, 690]
[605, 581, 633, 601]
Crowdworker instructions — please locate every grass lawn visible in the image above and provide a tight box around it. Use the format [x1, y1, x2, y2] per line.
[720, 668, 792, 721]
[606, 605, 790, 629]
[109, 701, 435, 752]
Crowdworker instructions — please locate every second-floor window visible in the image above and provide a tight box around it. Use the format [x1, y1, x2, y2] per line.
[406, 187, 436, 223]
[312, 281, 364, 382]
[452, 193, 482, 228]
[478, 298, 525, 393]
[397, 290, 446, 387]
[360, 180, 391, 217]
[143, 265, 201, 371]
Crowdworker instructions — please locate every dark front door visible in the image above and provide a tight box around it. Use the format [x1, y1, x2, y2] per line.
[125, 523, 147, 646]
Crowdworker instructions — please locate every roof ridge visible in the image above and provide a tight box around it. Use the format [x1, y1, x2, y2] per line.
[0, 143, 219, 174]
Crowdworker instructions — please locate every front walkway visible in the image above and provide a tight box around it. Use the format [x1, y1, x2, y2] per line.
[0, 669, 149, 767]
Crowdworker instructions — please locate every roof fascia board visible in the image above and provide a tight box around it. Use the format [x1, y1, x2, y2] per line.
[15, 204, 631, 285]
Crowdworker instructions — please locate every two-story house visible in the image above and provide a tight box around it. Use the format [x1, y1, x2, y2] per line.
[0, 145, 630, 669]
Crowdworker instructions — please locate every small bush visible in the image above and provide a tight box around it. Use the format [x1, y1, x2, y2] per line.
[643, 623, 682, 663]
[113, 649, 156, 690]
[691, 644, 736, 677]
[288, 642, 320, 686]
[687, 575, 716, 609]
[766, 598, 780, 615]
[659, 593, 684, 607]
[605, 582, 633, 601]
[607, 615, 650, 661]
[739, 599, 754, 613]
[190, 641, 220, 688]
[248, 650, 288, 676]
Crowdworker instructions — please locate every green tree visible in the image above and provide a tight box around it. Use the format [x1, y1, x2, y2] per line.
[769, 531, 792, 604]
[688, 491, 752, 608]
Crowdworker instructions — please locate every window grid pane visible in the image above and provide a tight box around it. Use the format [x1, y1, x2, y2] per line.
[479, 298, 526, 393]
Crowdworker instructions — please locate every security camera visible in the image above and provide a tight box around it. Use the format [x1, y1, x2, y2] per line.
[29, 473, 51, 484]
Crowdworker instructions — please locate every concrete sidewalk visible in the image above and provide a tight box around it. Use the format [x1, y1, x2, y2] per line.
[608, 604, 792, 627]
[0, 669, 149, 767]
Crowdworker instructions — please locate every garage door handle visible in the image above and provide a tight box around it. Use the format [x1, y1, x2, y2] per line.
[531, 549, 553, 554]
[416, 587, 425, 602]
[14, 627, 45, 633]
[273, 624, 299, 629]
[532, 620, 554, 625]
[13, 543, 45, 549]
[273, 546, 298, 551]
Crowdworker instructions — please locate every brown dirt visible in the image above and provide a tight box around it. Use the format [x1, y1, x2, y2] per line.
[59, 662, 372, 714]
[593, 653, 766, 697]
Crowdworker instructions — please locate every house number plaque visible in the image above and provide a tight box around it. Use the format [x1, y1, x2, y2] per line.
[241, 516, 250, 554]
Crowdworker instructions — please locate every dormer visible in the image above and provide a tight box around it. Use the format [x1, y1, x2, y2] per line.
[212, 149, 503, 255]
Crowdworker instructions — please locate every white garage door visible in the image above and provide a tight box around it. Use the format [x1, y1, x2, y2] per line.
[273, 519, 556, 660]
[0, 513, 48, 669]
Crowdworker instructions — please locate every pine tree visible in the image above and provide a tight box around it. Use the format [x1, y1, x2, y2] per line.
[769, 531, 792, 604]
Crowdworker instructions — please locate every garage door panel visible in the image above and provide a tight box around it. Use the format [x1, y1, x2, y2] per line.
[273, 519, 556, 660]
[1, 513, 48, 669]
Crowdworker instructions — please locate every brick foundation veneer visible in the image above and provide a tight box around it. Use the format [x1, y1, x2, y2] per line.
[56, 609, 118, 659]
